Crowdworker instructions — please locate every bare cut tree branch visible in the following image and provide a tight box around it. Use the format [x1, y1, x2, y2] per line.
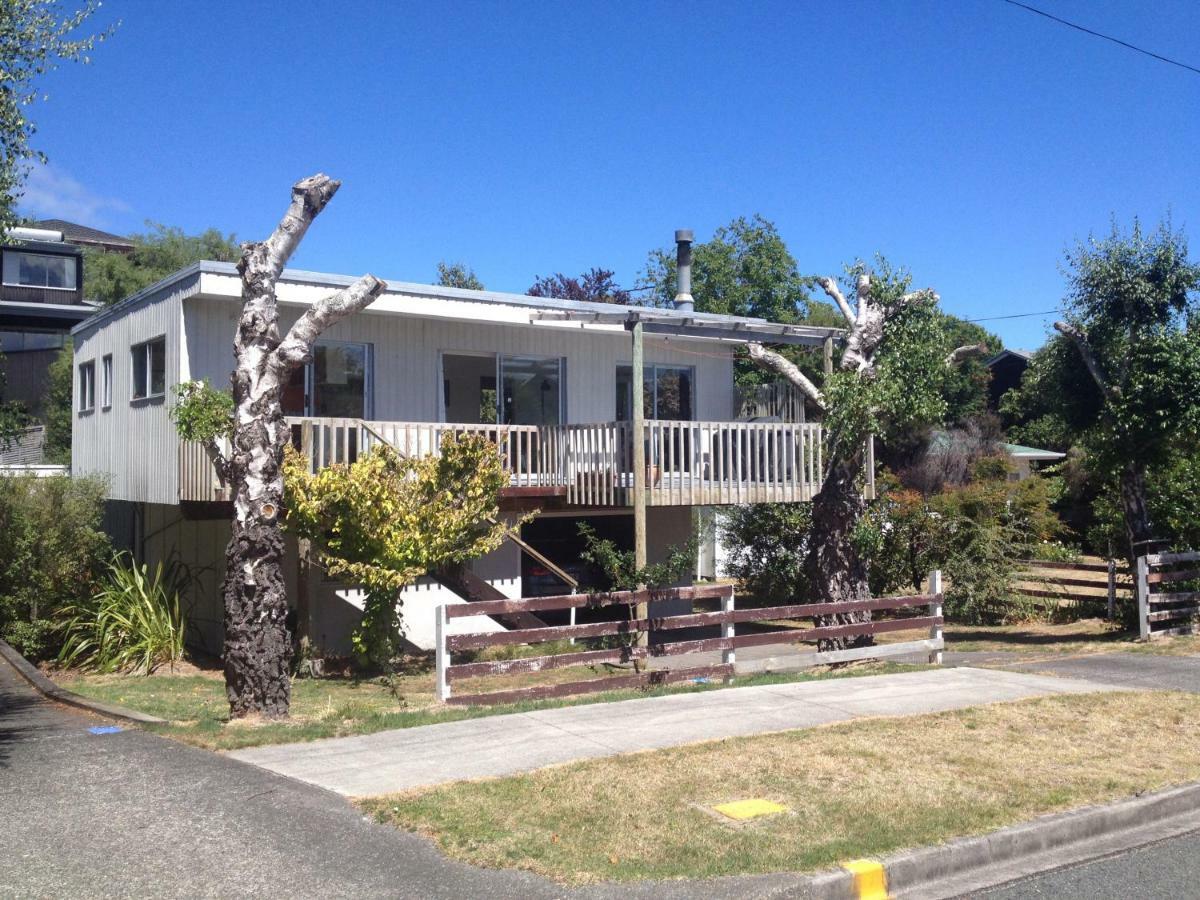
[245, 174, 342, 283]
[202, 440, 230, 486]
[945, 343, 989, 367]
[815, 276, 855, 325]
[1054, 321, 1117, 399]
[273, 275, 389, 374]
[746, 343, 825, 409]
[897, 288, 940, 309]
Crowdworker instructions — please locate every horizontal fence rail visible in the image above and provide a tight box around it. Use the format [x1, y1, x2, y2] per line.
[181, 417, 846, 507]
[1014, 557, 1131, 620]
[435, 573, 943, 705]
[1137, 551, 1200, 639]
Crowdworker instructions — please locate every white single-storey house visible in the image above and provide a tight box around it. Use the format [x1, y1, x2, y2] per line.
[71, 256, 842, 654]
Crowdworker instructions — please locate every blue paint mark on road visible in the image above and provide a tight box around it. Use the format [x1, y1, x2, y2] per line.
[88, 725, 123, 735]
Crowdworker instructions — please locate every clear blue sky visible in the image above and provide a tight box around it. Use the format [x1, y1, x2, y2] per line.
[19, 0, 1200, 349]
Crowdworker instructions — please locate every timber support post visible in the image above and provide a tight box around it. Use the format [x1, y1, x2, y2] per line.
[928, 569, 944, 665]
[721, 589, 736, 680]
[1107, 557, 1117, 620]
[631, 319, 648, 646]
[823, 335, 834, 376]
[1135, 555, 1151, 640]
[435, 603, 451, 701]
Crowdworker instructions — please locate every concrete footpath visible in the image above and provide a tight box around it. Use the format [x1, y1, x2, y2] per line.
[230, 666, 1120, 797]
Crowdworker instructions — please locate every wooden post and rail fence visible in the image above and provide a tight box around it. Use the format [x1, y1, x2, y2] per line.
[1135, 550, 1200, 640]
[434, 572, 944, 705]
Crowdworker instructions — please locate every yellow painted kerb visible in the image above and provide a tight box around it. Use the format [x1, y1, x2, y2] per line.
[711, 798, 788, 820]
[842, 858, 890, 900]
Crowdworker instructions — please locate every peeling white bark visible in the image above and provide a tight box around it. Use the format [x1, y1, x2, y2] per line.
[221, 174, 386, 718]
[815, 276, 855, 325]
[745, 343, 825, 409]
[945, 343, 989, 367]
[1054, 321, 1117, 399]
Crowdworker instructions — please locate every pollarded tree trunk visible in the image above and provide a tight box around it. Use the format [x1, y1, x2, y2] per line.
[750, 274, 949, 652]
[804, 448, 873, 650]
[219, 175, 385, 718]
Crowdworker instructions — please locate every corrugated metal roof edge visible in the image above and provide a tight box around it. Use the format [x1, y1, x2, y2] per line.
[71, 260, 843, 339]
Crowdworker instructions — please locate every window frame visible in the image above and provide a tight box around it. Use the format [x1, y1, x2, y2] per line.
[101, 354, 113, 410]
[616, 362, 697, 421]
[78, 360, 96, 413]
[2, 249, 78, 291]
[130, 336, 167, 402]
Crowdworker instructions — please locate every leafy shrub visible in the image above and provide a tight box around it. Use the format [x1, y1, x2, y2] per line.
[58, 554, 189, 673]
[718, 503, 813, 606]
[577, 521, 698, 592]
[0, 474, 110, 660]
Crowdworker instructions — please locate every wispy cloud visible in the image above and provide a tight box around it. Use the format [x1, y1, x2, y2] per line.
[17, 164, 131, 227]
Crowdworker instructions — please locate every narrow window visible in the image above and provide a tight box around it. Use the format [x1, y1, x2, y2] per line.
[101, 355, 113, 409]
[78, 361, 95, 412]
[131, 337, 166, 400]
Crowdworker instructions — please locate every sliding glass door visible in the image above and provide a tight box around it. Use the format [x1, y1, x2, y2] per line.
[500, 355, 563, 426]
[282, 340, 372, 418]
[615, 365, 694, 421]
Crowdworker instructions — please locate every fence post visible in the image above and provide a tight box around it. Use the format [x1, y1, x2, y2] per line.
[722, 589, 736, 680]
[928, 570, 943, 665]
[435, 603, 451, 701]
[1106, 558, 1117, 621]
[1136, 555, 1151, 640]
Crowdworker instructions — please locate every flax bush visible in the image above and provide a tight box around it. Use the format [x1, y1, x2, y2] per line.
[58, 554, 190, 674]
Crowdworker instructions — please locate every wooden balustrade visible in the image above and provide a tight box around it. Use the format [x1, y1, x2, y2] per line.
[179, 417, 846, 507]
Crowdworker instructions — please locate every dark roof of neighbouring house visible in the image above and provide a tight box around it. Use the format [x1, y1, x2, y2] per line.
[31, 219, 134, 250]
[985, 348, 1034, 367]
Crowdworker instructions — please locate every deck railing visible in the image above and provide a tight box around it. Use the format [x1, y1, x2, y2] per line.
[179, 417, 851, 506]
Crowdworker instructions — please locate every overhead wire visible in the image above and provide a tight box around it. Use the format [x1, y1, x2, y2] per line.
[1000, 0, 1200, 77]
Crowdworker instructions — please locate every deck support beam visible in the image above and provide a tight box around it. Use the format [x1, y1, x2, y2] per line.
[631, 321, 648, 645]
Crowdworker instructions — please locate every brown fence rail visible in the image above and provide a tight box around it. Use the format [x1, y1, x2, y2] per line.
[1137, 551, 1200, 639]
[435, 574, 943, 705]
[1015, 557, 1130, 619]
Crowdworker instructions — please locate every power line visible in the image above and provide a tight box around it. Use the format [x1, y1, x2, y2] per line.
[1001, 0, 1200, 76]
[965, 308, 1062, 323]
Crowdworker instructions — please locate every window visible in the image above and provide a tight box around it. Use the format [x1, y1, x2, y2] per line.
[616, 364, 694, 420]
[0, 329, 67, 353]
[500, 356, 563, 426]
[281, 341, 372, 418]
[101, 355, 113, 409]
[131, 337, 166, 400]
[78, 361, 95, 412]
[2, 250, 77, 290]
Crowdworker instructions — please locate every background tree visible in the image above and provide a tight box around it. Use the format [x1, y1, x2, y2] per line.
[41, 338, 72, 462]
[0, 1, 112, 234]
[527, 267, 631, 304]
[641, 216, 841, 386]
[173, 174, 386, 718]
[84, 223, 241, 305]
[435, 261, 484, 290]
[1048, 220, 1200, 558]
[284, 436, 514, 670]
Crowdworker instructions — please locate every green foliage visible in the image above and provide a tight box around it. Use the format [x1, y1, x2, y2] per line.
[84, 222, 241, 306]
[641, 215, 832, 386]
[284, 436, 517, 670]
[436, 261, 484, 290]
[0, 1, 113, 234]
[576, 522, 698, 593]
[58, 554, 189, 673]
[41, 337, 72, 462]
[933, 311, 1003, 426]
[0, 348, 29, 448]
[718, 504, 813, 606]
[0, 473, 109, 659]
[823, 260, 948, 461]
[170, 379, 233, 444]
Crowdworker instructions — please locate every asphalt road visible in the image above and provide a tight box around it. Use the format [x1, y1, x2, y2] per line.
[976, 830, 1200, 899]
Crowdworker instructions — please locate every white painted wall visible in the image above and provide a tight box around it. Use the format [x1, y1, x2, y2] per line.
[182, 294, 735, 425]
[72, 277, 192, 504]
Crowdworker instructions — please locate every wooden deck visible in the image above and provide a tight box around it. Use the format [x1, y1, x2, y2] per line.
[178, 416, 857, 507]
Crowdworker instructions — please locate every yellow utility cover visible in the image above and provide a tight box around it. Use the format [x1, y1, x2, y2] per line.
[842, 858, 890, 900]
[711, 798, 788, 820]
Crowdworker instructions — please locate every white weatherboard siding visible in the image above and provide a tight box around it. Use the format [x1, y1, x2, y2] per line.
[72, 277, 191, 505]
[183, 294, 735, 425]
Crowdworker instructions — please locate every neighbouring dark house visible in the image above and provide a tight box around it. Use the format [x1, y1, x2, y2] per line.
[1, 220, 132, 419]
[985, 348, 1032, 411]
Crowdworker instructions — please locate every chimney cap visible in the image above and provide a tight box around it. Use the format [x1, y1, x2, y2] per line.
[674, 228, 694, 244]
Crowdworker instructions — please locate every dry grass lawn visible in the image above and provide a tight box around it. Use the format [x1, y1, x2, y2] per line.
[363, 691, 1200, 883]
